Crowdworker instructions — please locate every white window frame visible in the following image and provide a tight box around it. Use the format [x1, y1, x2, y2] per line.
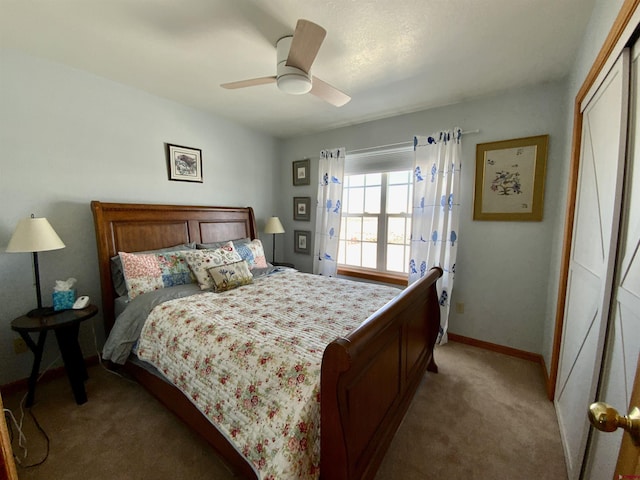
[338, 146, 414, 278]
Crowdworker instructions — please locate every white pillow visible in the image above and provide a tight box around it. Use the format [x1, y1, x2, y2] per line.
[184, 242, 243, 290]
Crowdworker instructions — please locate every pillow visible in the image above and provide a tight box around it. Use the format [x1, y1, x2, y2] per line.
[110, 243, 196, 297]
[119, 250, 194, 299]
[207, 260, 253, 292]
[234, 239, 268, 269]
[184, 242, 243, 290]
[250, 265, 276, 278]
[196, 237, 251, 250]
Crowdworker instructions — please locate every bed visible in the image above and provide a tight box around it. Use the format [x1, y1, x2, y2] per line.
[91, 200, 442, 480]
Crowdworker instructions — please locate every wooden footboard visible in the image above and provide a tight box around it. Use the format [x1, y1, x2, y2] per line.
[321, 267, 442, 480]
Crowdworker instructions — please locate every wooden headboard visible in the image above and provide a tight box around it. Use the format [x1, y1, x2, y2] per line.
[91, 201, 258, 333]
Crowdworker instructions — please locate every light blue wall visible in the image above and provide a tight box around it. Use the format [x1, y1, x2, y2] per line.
[0, 50, 280, 385]
[279, 80, 568, 357]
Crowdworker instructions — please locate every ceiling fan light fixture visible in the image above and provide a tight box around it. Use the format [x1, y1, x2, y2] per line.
[277, 71, 312, 95]
[276, 36, 312, 95]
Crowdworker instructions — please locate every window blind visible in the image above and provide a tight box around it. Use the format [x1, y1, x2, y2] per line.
[345, 145, 413, 175]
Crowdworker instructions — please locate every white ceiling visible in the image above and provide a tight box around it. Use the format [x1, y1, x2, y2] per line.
[1, 0, 595, 139]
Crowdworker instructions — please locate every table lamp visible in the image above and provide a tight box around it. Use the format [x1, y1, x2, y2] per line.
[6, 215, 66, 317]
[264, 216, 285, 264]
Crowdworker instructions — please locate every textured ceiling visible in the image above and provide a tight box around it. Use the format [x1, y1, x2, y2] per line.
[1, 0, 595, 138]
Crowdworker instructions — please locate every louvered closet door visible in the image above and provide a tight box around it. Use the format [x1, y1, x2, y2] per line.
[582, 41, 640, 480]
[555, 49, 629, 480]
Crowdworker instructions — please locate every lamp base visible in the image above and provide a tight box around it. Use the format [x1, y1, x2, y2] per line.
[27, 306, 56, 318]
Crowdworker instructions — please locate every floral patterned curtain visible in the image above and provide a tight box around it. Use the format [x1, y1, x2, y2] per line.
[409, 128, 462, 344]
[313, 148, 345, 276]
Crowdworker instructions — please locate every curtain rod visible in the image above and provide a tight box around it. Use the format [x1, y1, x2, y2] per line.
[348, 129, 480, 154]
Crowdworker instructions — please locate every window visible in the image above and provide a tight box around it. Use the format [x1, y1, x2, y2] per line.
[338, 146, 414, 278]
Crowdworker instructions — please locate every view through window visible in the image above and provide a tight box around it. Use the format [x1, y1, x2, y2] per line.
[338, 169, 413, 274]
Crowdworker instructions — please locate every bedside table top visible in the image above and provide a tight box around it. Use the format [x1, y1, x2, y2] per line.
[11, 304, 98, 332]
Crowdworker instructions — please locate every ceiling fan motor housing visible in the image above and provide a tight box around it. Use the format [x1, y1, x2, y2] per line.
[276, 36, 312, 95]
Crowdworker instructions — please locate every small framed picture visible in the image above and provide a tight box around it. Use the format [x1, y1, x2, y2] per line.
[293, 197, 311, 221]
[294, 230, 311, 254]
[166, 143, 203, 183]
[292, 159, 310, 186]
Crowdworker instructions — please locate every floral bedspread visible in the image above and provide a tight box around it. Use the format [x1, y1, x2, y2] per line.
[136, 271, 400, 480]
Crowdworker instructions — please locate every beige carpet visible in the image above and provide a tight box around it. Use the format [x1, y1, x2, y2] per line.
[3, 341, 567, 479]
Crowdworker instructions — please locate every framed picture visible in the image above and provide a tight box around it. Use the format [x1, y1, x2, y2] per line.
[166, 143, 203, 183]
[292, 159, 310, 186]
[294, 230, 311, 254]
[473, 135, 548, 221]
[293, 196, 311, 221]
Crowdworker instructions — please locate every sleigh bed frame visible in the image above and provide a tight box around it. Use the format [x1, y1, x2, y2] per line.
[91, 200, 442, 480]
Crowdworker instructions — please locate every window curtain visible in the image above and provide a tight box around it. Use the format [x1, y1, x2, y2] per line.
[313, 148, 345, 276]
[409, 128, 462, 344]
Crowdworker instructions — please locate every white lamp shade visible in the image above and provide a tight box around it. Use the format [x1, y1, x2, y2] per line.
[6, 217, 66, 253]
[264, 216, 285, 234]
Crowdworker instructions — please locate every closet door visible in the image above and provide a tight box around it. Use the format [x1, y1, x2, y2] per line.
[555, 49, 629, 480]
[583, 42, 640, 480]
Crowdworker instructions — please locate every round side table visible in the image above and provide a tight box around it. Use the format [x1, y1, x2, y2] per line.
[11, 304, 98, 407]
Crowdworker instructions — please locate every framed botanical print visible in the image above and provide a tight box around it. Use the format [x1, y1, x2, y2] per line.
[473, 135, 548, 221]
[294, 230, 311, 254]
[292, 159, 310, 186]
[293, 196, 311, 221]
[166, 143, 203, 183]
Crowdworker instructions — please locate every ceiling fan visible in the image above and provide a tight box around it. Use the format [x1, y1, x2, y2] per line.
[220, 19, 351, 107]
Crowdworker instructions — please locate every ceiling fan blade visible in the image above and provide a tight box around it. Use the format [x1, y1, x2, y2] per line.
[310, 77, 351, 107]
[221, 76, 277, 89]
[285, 19, 326, 73]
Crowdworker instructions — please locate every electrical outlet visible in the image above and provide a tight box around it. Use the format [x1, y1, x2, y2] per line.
[13, 338, 28, 354]
[455, 302, 465, 314]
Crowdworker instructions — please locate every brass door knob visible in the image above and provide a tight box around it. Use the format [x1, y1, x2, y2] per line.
[588, 402, 640, 446]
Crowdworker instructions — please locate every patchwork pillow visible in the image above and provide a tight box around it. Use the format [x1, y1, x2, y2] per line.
[119, 250, 193, 299]
[207, 260, 253, 292]
[184, 242, 243, 290]
[234, 239, 268, 269]
[111, 243, 196, 297]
